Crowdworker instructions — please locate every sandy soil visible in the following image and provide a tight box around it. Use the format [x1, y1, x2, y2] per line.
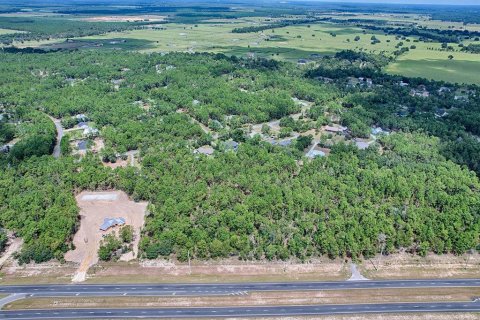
[80, 15, 166, 22]
[103, 159, 129, 169]
[64, 191, 148, 282]
[85, 258, 349, 284]
[0, 237, 23, 268]
[2, 261, 77, 284]
[361, 252, 480, 279]
[103, 150, 138, 169]
[92, 138, 104, 153]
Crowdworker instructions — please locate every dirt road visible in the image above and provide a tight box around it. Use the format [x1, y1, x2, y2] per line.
[0, 238, 23, 268]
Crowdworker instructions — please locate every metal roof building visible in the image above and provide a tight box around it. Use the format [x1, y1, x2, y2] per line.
[100, 217, 126, 231]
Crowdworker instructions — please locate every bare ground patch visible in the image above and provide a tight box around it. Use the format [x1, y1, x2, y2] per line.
[103, 159, 129, 169]
[0, 237, 23, 269]
[1, 261, 76, 285]
[360, 252, 480, 279]
[86, 258, 349, 284]
[64, 191, 148, 282]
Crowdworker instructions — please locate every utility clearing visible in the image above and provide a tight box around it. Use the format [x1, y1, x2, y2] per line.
[0, 237, 23, 269]
[65, 191, 148, 283]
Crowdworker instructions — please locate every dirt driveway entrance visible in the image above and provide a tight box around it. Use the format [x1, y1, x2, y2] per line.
[65, 191, 148, 282]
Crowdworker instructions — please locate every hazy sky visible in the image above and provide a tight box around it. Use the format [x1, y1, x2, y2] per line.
[316, 0, 480, 4]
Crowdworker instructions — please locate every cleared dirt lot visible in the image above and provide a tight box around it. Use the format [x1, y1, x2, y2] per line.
[64, 191, 148, 282]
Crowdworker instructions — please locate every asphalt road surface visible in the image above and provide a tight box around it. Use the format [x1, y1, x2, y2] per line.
[1, 279, 480, 297]
[1, 302, 480, 319]
[48, 116, 63, 158]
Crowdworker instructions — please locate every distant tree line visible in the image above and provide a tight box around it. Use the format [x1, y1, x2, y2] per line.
[232, 18, 327, 33]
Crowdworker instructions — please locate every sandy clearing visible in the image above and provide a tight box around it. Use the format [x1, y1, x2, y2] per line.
[2, 261, 77, 284]
[84, 258, 349, 284]
[91, 138, 104, 153]
[103, 150, 139, 169]
[361, 252, 480, 279]
[0, 238, 23, 268]
[348, 263, 369, 281]
[103, 159, 129, 169]
[65, 191, 148, 282]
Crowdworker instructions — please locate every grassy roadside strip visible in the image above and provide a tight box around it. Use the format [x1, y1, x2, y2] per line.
[238, 314, 480, 320]
[4, 288, 480, 310]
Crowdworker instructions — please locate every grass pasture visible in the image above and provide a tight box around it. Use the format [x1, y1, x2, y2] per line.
[0, 28, 23, 35]
[386, 46, 480, 85]
[50, 21, 409, 61]
[37, 38, 156, 51]
[9, 15, 480, 84]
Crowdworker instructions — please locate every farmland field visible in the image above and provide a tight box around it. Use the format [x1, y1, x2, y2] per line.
[21, 21, 410, 59]
[12, 15, 480, 84]
[386, 48, 480, 84]
[0, 28, 23, 35]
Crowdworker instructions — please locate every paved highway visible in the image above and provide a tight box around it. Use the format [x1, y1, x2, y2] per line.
[0, 279, 479, 297]
[1, 302, 480, 319]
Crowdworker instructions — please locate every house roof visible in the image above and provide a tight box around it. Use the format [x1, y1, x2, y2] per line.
[84, 127, 99, 136]
[99, 217, 126, 231]
[75, 114, 87, 120]
[195, 145, 214, 155]
[0, 145, 10, 153]
[324, 125, 347, 133]
[225, 140, 239, 150]
[355, 139, 374, 150]
[77, 140, 87, 151]
[435, 108, 448, 117]
[306, 149, 326, 159]
[371, 127, 389, 135]
[278, 139, 292, 147]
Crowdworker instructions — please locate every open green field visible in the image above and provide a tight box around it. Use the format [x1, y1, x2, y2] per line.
[0, 28, 23, 35]
[25, 20, 407, 60]
[320, 13, 480, 32]
[386, 46, 480, 85]
[11, 16, 480, 84]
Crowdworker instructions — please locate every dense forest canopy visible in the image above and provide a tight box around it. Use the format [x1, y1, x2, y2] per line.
[132, 133, 480, 260]
[1, 49, 480, 263]
[307, 51, 480, 176]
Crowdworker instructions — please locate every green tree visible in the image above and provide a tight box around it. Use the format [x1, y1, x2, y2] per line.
[120, 225, 134, 243]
